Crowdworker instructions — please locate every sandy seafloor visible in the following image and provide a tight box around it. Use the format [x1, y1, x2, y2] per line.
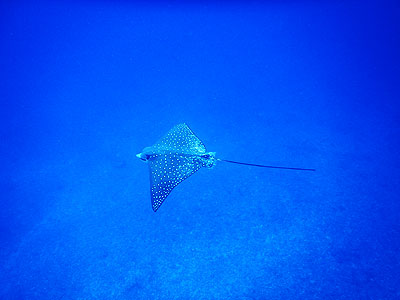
[1, 1, 399, 299]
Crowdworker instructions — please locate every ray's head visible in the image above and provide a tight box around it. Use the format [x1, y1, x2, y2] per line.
[136, 152, 149, 161]
[136, 147, 154, 162]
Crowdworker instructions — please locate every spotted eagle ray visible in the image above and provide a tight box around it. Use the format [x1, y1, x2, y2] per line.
[137, 123, 315, 212]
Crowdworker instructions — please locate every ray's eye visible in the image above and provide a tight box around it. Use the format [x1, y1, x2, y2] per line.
[201, 154, 210, 159]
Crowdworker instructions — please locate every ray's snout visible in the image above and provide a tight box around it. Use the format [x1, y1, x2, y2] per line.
[137, 147, 154, 161]
[136, 152, 148, 161]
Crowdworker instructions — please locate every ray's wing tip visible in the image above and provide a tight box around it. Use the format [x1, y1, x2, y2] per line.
[181, 122, 189, 129]
[151, 201, 160, 212]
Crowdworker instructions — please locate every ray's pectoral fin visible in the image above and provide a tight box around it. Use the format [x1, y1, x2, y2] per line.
[148, 154, 204, 212]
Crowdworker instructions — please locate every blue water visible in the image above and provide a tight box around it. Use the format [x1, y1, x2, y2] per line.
[1, 1, 399, 299]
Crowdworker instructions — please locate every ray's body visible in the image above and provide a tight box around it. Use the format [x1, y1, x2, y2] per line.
[137, 123, 314, 212]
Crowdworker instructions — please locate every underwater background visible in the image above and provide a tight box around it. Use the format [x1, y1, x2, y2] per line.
[1, 0, 399, 299]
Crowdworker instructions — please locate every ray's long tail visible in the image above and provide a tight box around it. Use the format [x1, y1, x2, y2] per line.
[219, 159, 315, 171]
